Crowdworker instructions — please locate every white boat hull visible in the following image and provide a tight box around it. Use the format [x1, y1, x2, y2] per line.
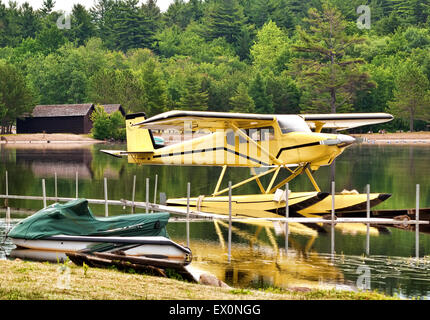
[10, 235, 191, 264]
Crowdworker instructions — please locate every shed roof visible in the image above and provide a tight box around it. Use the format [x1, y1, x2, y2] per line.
[102, 104, 125, 116]
[31, 104, 94, 118]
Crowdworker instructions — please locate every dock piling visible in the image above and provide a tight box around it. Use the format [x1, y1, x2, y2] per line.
[152, 174, 158, 213]
[104, 177, 108, 217]
[416, 184, 420, 259]
[146, 178, 149, 213]
[75, 172, 79, 199]
[228, 181, 232, 263]
[285, 183, 289, 255]
[4, 171, 8, 208]
[42, 179, 47, 208]
[131, 175, 136, 214]
[366, 184, 370, 256]
[6, 206, 10, 230]
[331, 181, 335, 256]
[186, 182, 190, 248]
[54, 172, 58, 201]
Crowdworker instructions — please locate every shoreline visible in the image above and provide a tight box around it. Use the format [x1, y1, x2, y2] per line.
[350, 132, 430, 145]
[2, 132, 430, 146]
[0, 259, 395, 300]
[0, 133, 102, 145]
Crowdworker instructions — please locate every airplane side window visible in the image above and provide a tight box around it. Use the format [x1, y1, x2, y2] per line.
[238, 129, 248, 143]
[226, 130, 235, 146]
[260, 127, 274, 141]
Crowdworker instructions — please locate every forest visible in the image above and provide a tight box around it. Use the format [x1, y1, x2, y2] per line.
[1, 0, 430, 133]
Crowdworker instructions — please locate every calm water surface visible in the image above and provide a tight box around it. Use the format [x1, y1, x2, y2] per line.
[1, 142, 430, 299]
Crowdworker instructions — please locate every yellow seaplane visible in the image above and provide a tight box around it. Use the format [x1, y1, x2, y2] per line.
[102, 110, 393, 220]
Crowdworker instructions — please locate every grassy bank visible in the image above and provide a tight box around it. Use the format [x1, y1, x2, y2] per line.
[0, 259, 396, 300]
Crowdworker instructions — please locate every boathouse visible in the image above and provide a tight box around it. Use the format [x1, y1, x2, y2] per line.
[16, 104, 125, 134]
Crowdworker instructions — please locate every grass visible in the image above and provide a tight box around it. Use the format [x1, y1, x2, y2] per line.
[0, 259, 397, 300]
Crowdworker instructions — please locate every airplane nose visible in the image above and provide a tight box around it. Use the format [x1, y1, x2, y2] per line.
[337, 134, 356, 147]
[320, 134, 356, 147]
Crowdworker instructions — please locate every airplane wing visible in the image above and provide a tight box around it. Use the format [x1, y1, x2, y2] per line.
[301, 113, 393, 131]
[134, 110, 276, 131]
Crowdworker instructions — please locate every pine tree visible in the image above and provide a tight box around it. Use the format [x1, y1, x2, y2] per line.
[179, 75, 208, 111]
[40, 0, 55, 16]
[292, 3, 375, 113]
[70, 4, 95, 46]
[249, 73, 274, 114]
[138, 59, 167, 116]
[229, 83, 255, 113]
[204, 0, 245, 44]
[112, 0, 154, 52]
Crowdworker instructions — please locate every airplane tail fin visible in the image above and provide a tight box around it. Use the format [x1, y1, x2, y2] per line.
[126, 112, 155, 153]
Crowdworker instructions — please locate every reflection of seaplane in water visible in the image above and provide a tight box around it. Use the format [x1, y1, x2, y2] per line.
[102, 110, 393, 222]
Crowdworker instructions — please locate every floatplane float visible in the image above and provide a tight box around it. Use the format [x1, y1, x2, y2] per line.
[102, 110, 393, 222]
[8, 199, 192, 268]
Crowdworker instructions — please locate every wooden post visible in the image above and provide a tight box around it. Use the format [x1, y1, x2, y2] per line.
[131, 175, 136, 214]
[54, 172, 58, 201]
[228, 181, 232, 263]
[416, 184, 420, 259]
[4, 170, 8, 208]
[146, 178, 149, 213]
[75, 171, 78, 199]
[285, 182, 289, 255]
[186, 182, 190, 248]
[104, 177, 108, 217]
[5, 170, 8, 198]
[331, 181, 335, 256]
[152, 174, 158, 213]
[366, 184, 370, 256]
[6, 206, 10, 230]
[42, 179, 47, 208]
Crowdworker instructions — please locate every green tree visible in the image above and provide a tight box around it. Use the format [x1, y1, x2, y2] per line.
[250, 20, 291, 73]
[229, 82, 255, 113]
[69, 4, 95, 46]
[88, 68, 145, 113]
[179, 74, 208, 111]
[90, 105, 126, 140]
[292, 3, 374, 113]
[137, 58, 167, 116]
[388, 60, 430, 131]
[249, 72, 273, 114]
[40, 0, 55, 16]
[203, 0, 245, 44]
[0, 60, 36, 133]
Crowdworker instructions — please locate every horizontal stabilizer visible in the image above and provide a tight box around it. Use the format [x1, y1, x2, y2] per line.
[101, 150, 128, 158]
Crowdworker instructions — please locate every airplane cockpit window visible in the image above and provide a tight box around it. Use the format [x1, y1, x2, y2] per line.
[226, 127, 274, 146]
[277, 115, 311, 134]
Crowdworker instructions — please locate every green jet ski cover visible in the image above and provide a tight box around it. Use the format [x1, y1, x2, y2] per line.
[9, 199, 170, 240]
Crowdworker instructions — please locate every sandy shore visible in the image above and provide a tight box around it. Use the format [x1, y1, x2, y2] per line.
[0, 133, 102, 144]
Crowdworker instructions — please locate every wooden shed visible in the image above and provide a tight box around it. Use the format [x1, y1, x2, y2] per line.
[16, 104, 125, 134]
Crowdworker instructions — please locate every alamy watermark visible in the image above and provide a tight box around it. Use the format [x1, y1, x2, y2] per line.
[356, 264, 371, 290]
[56, 264, 71, 290]
[357, 5, 371, 30]
[56, 13, 71, 30]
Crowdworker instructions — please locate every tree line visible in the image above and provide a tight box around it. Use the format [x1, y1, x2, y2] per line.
[1, 0, 430, 133]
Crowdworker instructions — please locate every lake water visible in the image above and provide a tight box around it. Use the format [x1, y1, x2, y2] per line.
[1, 142, 430, 299]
